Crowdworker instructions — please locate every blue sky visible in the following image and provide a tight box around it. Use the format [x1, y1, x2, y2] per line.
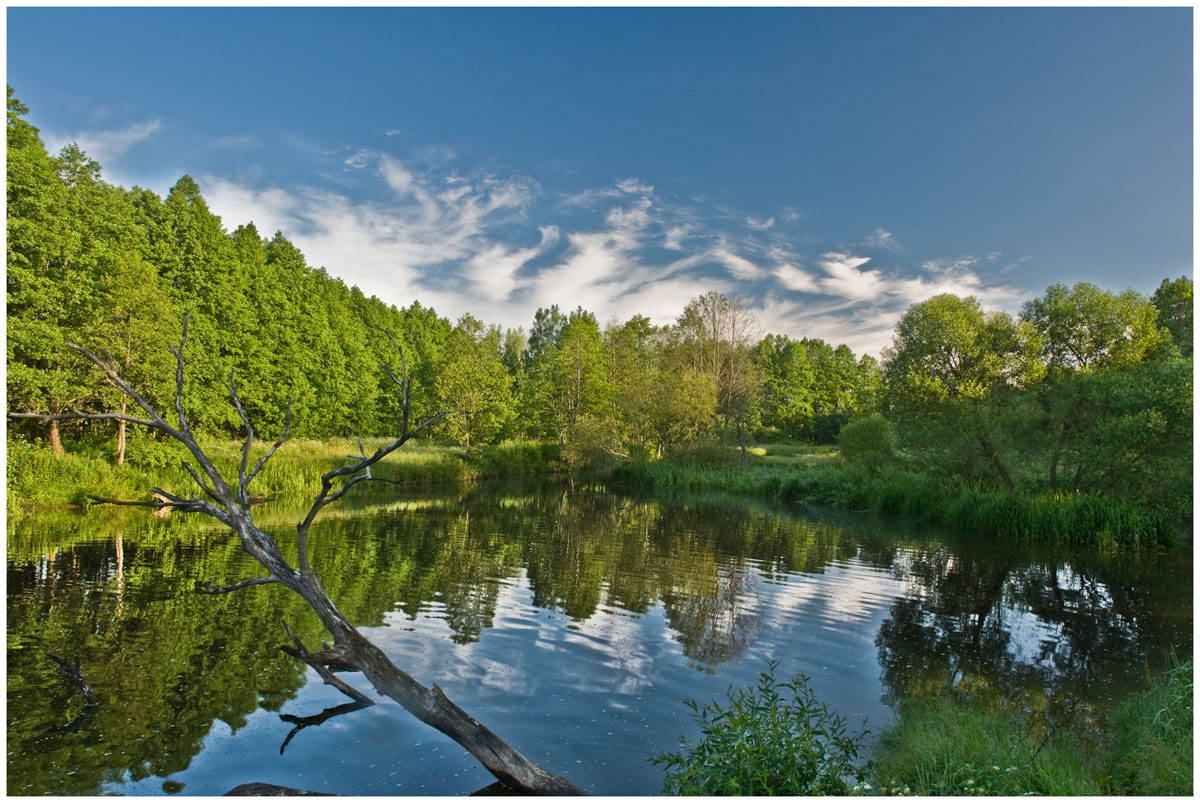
[7, 7, 1193, 357]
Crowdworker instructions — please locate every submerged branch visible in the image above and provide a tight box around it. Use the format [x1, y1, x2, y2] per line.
[47, 651, 98, 707]
[198, 576, 278, 595]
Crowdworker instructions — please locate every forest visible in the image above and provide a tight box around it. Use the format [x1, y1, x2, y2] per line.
[7, 85, 1194, 525]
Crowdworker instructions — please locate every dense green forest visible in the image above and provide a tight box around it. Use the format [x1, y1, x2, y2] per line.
[6, 86, 1193, 521]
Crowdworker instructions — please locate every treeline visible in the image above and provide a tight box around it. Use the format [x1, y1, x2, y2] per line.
[6, 87, 878, 463]
[6, 87, 1193, 519]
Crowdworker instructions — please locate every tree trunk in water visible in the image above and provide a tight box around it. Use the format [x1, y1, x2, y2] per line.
[977, 430, 1015, 492]
[273, 562, 584, 794]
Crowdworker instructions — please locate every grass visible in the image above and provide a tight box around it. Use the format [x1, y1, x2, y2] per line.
[607, 457, 1178, 550]
[6, 435, 561, 517]
[869, 697, 1100, 795]
[870, 660, 1193, 796]
[656, 661, 1192, 796]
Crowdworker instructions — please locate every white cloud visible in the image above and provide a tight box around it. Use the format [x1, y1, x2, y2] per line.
[863, 227, 898, 249]
[46, 119, 162, 164]
[663, 225, 690, 251]
[774, 263, 819, 293]
[198, 147, 1026, 359]
[710, 243, 762, 280]
[615, 177, 653, 194]
[817, 252, 886, 301]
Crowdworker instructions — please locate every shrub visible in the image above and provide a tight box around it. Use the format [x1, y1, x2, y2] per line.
[653, 662, 866, 795]
[838, 414, 896, 470]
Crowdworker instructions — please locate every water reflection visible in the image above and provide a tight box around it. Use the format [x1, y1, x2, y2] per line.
[875, 544, 1192, 709]
[6, 481, 1191, 795]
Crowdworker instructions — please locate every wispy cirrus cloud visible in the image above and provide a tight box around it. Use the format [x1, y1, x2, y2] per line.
[46, 118, 163, 164]
[862, 227, 899, 250]
[199, 143, 1026, 357]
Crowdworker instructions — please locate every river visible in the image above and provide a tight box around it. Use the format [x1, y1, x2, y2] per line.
[7, 479, 1192, 795]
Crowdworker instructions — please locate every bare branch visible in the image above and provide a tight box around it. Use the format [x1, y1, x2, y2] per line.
[8, 409, 159, 429]
[47, 651, 98, 707]
[197, 575, 278, 595]
[246, 398, 294, 490]
[279, 622, 374, 705]
[229, 370, 255, 503]
[181, 461, 221, 503]
[170, 312, 193, 437]
[63, 341, 174, 432]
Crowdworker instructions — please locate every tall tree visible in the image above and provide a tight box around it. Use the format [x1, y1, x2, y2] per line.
[435, 315, 516, 449]
[1021, 282, 1168, 371]
[676, 291, 762, 451]
[1150, 276, 1193, 358]
[883, 294, 1043, 491]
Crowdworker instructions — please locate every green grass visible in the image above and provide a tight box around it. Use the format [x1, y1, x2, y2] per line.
[6, 435, 561, 517]
[607, 459, 1178, 550]
[657, 661, 1192, 796]
[869, 697, 1100, 796]
[1106, 658, 1194, 795]
[870, 661, 1193, 796]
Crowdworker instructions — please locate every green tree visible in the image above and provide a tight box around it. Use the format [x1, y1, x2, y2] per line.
[755, 334, 815, 441]
[7, 89, 93, 453]
[435, 315, 516, 448]
[525, 308, 615, 466]
[1021, 282, 1168, 371]
[1022, 282, 1176, 495]
[1151, 276, 1193, 358]
[883, 294, 1044, 490]
[676, 291, 762, 452]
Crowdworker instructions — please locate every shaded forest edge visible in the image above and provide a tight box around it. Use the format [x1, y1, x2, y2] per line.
[7, 86, 1194, 541]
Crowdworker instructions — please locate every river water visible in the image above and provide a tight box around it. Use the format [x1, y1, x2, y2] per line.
[7, 480, 1192, 795]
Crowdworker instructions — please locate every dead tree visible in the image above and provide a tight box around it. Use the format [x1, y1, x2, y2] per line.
[10, 316, 584, 795]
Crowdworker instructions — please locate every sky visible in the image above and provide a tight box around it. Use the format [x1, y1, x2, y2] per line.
[6, 6, 1193, 358]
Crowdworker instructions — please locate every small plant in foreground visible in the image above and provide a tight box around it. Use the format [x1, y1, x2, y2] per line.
[653, 661, 866, 795]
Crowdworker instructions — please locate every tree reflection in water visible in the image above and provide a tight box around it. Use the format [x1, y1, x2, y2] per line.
[875, 543, 1192, 714]
[7, 482, 1191, 795]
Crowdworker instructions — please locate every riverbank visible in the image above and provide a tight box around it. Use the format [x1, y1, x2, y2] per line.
[6, 437, 559, 517]
[607, 455, 1179, 551]
[869, 658, 1193, 795]
[10, 439, 1181, 551]
[659, 659, 1193, 796]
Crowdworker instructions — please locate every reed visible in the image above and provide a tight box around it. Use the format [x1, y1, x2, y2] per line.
[607, 459, 1177, 550]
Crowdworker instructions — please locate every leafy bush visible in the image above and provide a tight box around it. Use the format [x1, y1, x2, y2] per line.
[665, 443, 748, 468]
[654, 662, 866, 795]
[838, 414, 897, 469]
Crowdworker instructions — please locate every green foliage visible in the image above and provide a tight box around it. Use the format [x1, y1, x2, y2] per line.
[837, 414, 896, 469]
[1106, 659, 1193, 795]
[436, 315, 517, 448]
[654, 662, 866, 795]
[609, 460, 1177, 550]
[870, 696, 1099, 796]
[1022, 281, 1168, 371]
[871, 661, 1194, 796]
[1151, 276, 1193, 357]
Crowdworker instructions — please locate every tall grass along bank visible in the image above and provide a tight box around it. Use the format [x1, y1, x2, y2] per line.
[607, 460, 1177, 551]
[7, 437, 560, 516]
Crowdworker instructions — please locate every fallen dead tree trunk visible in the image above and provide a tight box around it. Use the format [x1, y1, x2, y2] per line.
[11, 316, 584, 795]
